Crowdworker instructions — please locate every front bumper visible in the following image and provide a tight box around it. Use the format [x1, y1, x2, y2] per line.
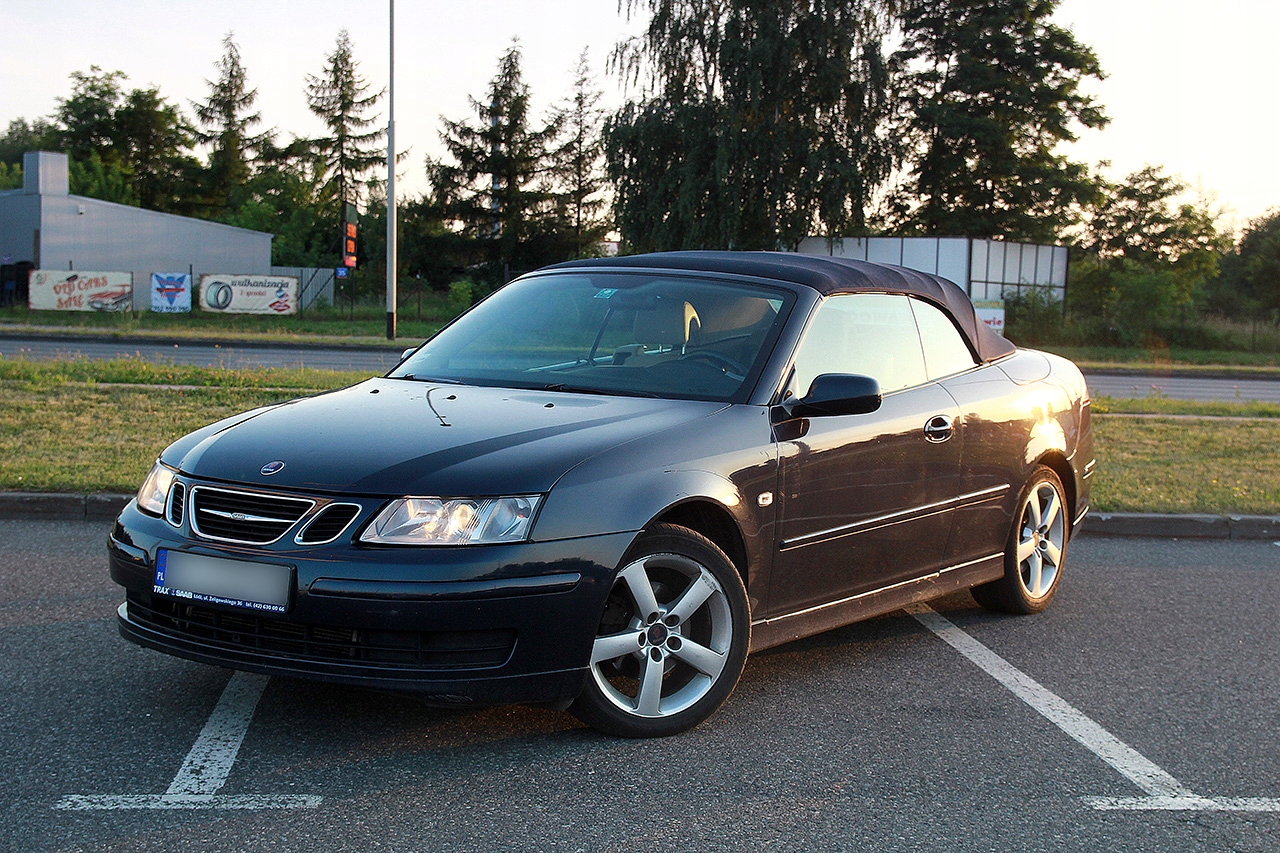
[110, 500, 635, 707]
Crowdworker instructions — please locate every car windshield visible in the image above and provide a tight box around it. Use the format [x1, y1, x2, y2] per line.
[392, 271, 794, 402]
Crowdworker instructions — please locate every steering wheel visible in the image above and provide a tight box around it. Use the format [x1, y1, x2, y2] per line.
[679, 350, 748, 377]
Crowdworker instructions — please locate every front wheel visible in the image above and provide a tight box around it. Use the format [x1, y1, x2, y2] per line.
[570, 524, 750, 737]
[972, 466, 1069, 615]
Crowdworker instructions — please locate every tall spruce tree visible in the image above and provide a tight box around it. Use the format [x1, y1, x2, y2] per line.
[427, 42, 561, 285]
[305, 30, 386, 216]
[893, 0, 1107, 241]
[548, 51, 611, 258]
[606, 0, 899, 252]
[192, 33, 266, 215]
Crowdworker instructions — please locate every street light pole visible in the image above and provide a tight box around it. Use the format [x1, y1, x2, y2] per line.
[385, 0, 397, 340]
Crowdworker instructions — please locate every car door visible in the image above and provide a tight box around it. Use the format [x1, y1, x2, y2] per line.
[768, 293, 963, 617]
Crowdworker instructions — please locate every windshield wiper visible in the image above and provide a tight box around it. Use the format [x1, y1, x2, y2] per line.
[543, 383, 658, 398]
[395, 374, 464, 385]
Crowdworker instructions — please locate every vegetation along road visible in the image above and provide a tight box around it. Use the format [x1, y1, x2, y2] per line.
[3, 333, 1279, 404]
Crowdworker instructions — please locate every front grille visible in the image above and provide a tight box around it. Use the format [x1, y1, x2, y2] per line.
[296, 504, 361, 545]
[127, 592, 516, 670]
[190, 486, 314, 545]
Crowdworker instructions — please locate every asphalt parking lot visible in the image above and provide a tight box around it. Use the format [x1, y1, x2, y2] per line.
[2, 519, 1278, 852]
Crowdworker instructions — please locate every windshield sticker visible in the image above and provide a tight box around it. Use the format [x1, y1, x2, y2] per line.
[594, 288, 618, 299]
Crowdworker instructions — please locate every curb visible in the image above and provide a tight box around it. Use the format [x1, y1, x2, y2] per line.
[0, 492, 133, 522]
[1081, 512, 1280, 541]
[0, 492, 1277, 541]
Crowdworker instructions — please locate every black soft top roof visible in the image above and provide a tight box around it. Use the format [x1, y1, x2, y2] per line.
[546, 250, 1016, 363]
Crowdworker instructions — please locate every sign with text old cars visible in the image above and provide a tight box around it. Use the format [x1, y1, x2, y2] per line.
[197, 274, 299, 315]
[29, 270, 134, 312]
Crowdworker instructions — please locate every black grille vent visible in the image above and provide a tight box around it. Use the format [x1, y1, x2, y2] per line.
[190, 487, 314, 545]
[127, 592, 515, 670]
[166, 482, 186, 528]
[296, 504, 361, 545]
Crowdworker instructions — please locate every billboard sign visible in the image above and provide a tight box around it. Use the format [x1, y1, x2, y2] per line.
[150, 273, 192, 313]
[29, 270, 133, 312]
[197, 274, 299, 315]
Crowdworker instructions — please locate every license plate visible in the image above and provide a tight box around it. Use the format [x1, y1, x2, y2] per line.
[154, 550, 291, 613]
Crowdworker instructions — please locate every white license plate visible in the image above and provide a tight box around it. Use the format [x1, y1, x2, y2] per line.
[154, 550, 291, 613]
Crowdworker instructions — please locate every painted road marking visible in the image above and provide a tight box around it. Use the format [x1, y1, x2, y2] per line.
[906, 604, 1280, 813]
[55, 672, 320, 811]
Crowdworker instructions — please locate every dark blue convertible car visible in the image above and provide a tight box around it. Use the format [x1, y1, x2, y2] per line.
[110, 251, 1093, 737]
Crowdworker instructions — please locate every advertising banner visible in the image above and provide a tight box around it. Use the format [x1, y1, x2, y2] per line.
[29, 270, 133, 312]
[150, 273, 192, 313]
[973, 299, 1006, 336]
[197, 274, 299, 315]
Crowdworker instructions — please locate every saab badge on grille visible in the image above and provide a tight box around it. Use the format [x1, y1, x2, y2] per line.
[260, 461, 286, 476]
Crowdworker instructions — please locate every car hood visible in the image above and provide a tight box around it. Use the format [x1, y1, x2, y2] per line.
[163, 378, 727, 496]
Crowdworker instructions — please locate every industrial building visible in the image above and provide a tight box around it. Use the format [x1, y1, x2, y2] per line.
[0, 151, 272, 310]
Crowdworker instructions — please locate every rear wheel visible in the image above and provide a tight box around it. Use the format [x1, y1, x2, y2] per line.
[571, 524, 749, 737]
[972, 466, 1069, 615]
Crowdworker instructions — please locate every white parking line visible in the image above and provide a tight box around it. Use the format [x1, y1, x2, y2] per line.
[55, 672, 320, 811]
[906, 604, 1280, 813]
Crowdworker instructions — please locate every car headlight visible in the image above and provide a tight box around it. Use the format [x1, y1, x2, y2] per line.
[137, 460, 178, 515]
[359, 496, 543, 545]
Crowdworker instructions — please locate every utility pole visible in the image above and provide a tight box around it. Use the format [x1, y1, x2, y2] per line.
[385, 0, 397, 340]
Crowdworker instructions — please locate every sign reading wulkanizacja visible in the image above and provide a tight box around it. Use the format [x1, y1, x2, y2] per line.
[29, 270, 134, 312]
[197, 274, 299, 315]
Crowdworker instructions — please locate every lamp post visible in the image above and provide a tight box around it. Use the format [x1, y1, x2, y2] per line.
[385, 0, 397, 340]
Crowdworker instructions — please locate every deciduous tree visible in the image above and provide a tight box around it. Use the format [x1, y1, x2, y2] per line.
[606, 0, 899, 252]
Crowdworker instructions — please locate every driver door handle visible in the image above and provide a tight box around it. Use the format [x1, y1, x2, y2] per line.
[923, 414, 954, 443]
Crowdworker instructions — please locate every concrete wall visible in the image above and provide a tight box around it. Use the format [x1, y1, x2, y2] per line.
[797, 235, 1068, 302]
[40, 194, 272, 309]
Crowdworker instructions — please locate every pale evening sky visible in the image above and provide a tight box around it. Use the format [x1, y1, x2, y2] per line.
[2, 0, 1276, 232]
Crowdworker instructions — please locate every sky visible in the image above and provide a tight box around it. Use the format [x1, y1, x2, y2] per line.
[2, 0, 1277, 232]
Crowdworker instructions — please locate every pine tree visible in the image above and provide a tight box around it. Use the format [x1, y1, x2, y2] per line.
[548, 51, 611, 258]
[192, 33, 266, 214]
[893, 0, 1108, 241]
[305, 29, 386, 216]
[427, 42, 561, 285]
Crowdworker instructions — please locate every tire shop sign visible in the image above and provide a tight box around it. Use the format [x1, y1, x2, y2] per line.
[198, 274, 299, 315]
[29, 270, 134, 312]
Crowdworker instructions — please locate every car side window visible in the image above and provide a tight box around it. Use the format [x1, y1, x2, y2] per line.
[910, 298, 979, 380]
[791, 293, 928, 397]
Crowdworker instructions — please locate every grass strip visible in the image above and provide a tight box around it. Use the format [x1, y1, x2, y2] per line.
[1092, 416, 1280, 514]
[1, 362, 1277, 514]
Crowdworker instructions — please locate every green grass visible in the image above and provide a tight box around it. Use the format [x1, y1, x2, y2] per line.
[1092, 416, 1280, 514]
[1092, 396, 1280, 418]
[1, 358, 1277, 515]
[1046, 345, 1280, 372]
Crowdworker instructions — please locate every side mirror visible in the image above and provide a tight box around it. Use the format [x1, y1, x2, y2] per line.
[400, 347, 417, 363]
[775, 373, 882, 421]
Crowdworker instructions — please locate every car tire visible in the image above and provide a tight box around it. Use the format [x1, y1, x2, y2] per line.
[570, 523, 750, 737]
[972, 466, 1069, 615]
